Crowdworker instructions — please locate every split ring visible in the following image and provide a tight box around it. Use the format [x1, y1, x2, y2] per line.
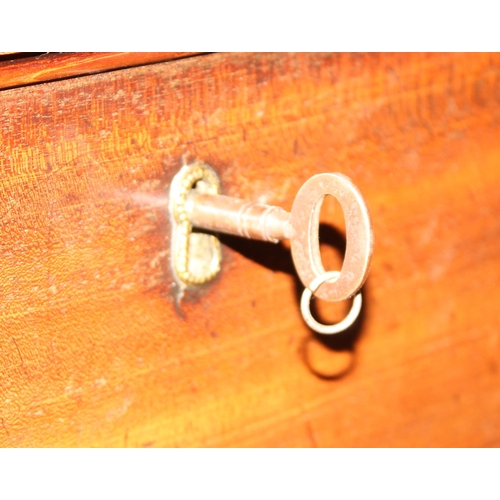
[300, 271, 362, 334]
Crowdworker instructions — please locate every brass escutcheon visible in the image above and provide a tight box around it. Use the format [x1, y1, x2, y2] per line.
[169, 162, 222, 287]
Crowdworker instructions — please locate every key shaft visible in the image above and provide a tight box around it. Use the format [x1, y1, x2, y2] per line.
[185, 192, 294, 243]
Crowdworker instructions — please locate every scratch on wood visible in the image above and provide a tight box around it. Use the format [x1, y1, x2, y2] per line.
[305, 417, 318, 448]
[12, 338, 24, 366]
[1, 418, 9, 437]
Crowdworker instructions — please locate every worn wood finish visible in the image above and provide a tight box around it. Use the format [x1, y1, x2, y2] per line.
[0, 52, 201, 90]
[1, 53, 500, 447]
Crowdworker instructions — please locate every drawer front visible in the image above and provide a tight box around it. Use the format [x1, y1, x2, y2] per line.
[1, 53, 500, 446]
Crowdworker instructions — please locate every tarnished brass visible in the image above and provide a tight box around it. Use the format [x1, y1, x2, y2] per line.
[169, 162, 222, 287]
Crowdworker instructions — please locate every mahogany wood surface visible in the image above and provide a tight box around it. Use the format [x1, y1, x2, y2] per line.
[0, 52, 200, 90]
[1, 53, 500, 447]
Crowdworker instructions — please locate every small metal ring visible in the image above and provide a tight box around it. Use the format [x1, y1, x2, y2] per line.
[300, 271, 362, 335]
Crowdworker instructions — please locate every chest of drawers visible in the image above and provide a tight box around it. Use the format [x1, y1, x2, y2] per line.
[1, 52, 500, 447]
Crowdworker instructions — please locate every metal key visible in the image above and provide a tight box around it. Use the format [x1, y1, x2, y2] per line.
[169, 162, 374, 333]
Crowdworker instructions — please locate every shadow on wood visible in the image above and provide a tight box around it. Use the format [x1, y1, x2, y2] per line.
[218, 222, 368, 380]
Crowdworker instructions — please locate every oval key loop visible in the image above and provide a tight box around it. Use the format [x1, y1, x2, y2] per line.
[290, 173, 373, 302]
[300, 271, 363, 334]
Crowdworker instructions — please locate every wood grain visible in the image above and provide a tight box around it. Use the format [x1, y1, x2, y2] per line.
[1, 53, 500, 447]
[0, 52, 201, 90]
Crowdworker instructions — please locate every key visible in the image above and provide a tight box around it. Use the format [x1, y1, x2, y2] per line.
[170, 163, 374, 334]
[184, 171, 373, 302]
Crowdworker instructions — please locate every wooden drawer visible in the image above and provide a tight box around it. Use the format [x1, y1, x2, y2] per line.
[1, 52, 500, 447]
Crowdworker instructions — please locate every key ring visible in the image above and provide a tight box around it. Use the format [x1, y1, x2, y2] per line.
[300, 271, 362, 334]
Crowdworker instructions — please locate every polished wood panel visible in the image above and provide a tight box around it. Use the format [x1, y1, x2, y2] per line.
[1, 53, 500, 447]
[0, 52, 201, 90]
